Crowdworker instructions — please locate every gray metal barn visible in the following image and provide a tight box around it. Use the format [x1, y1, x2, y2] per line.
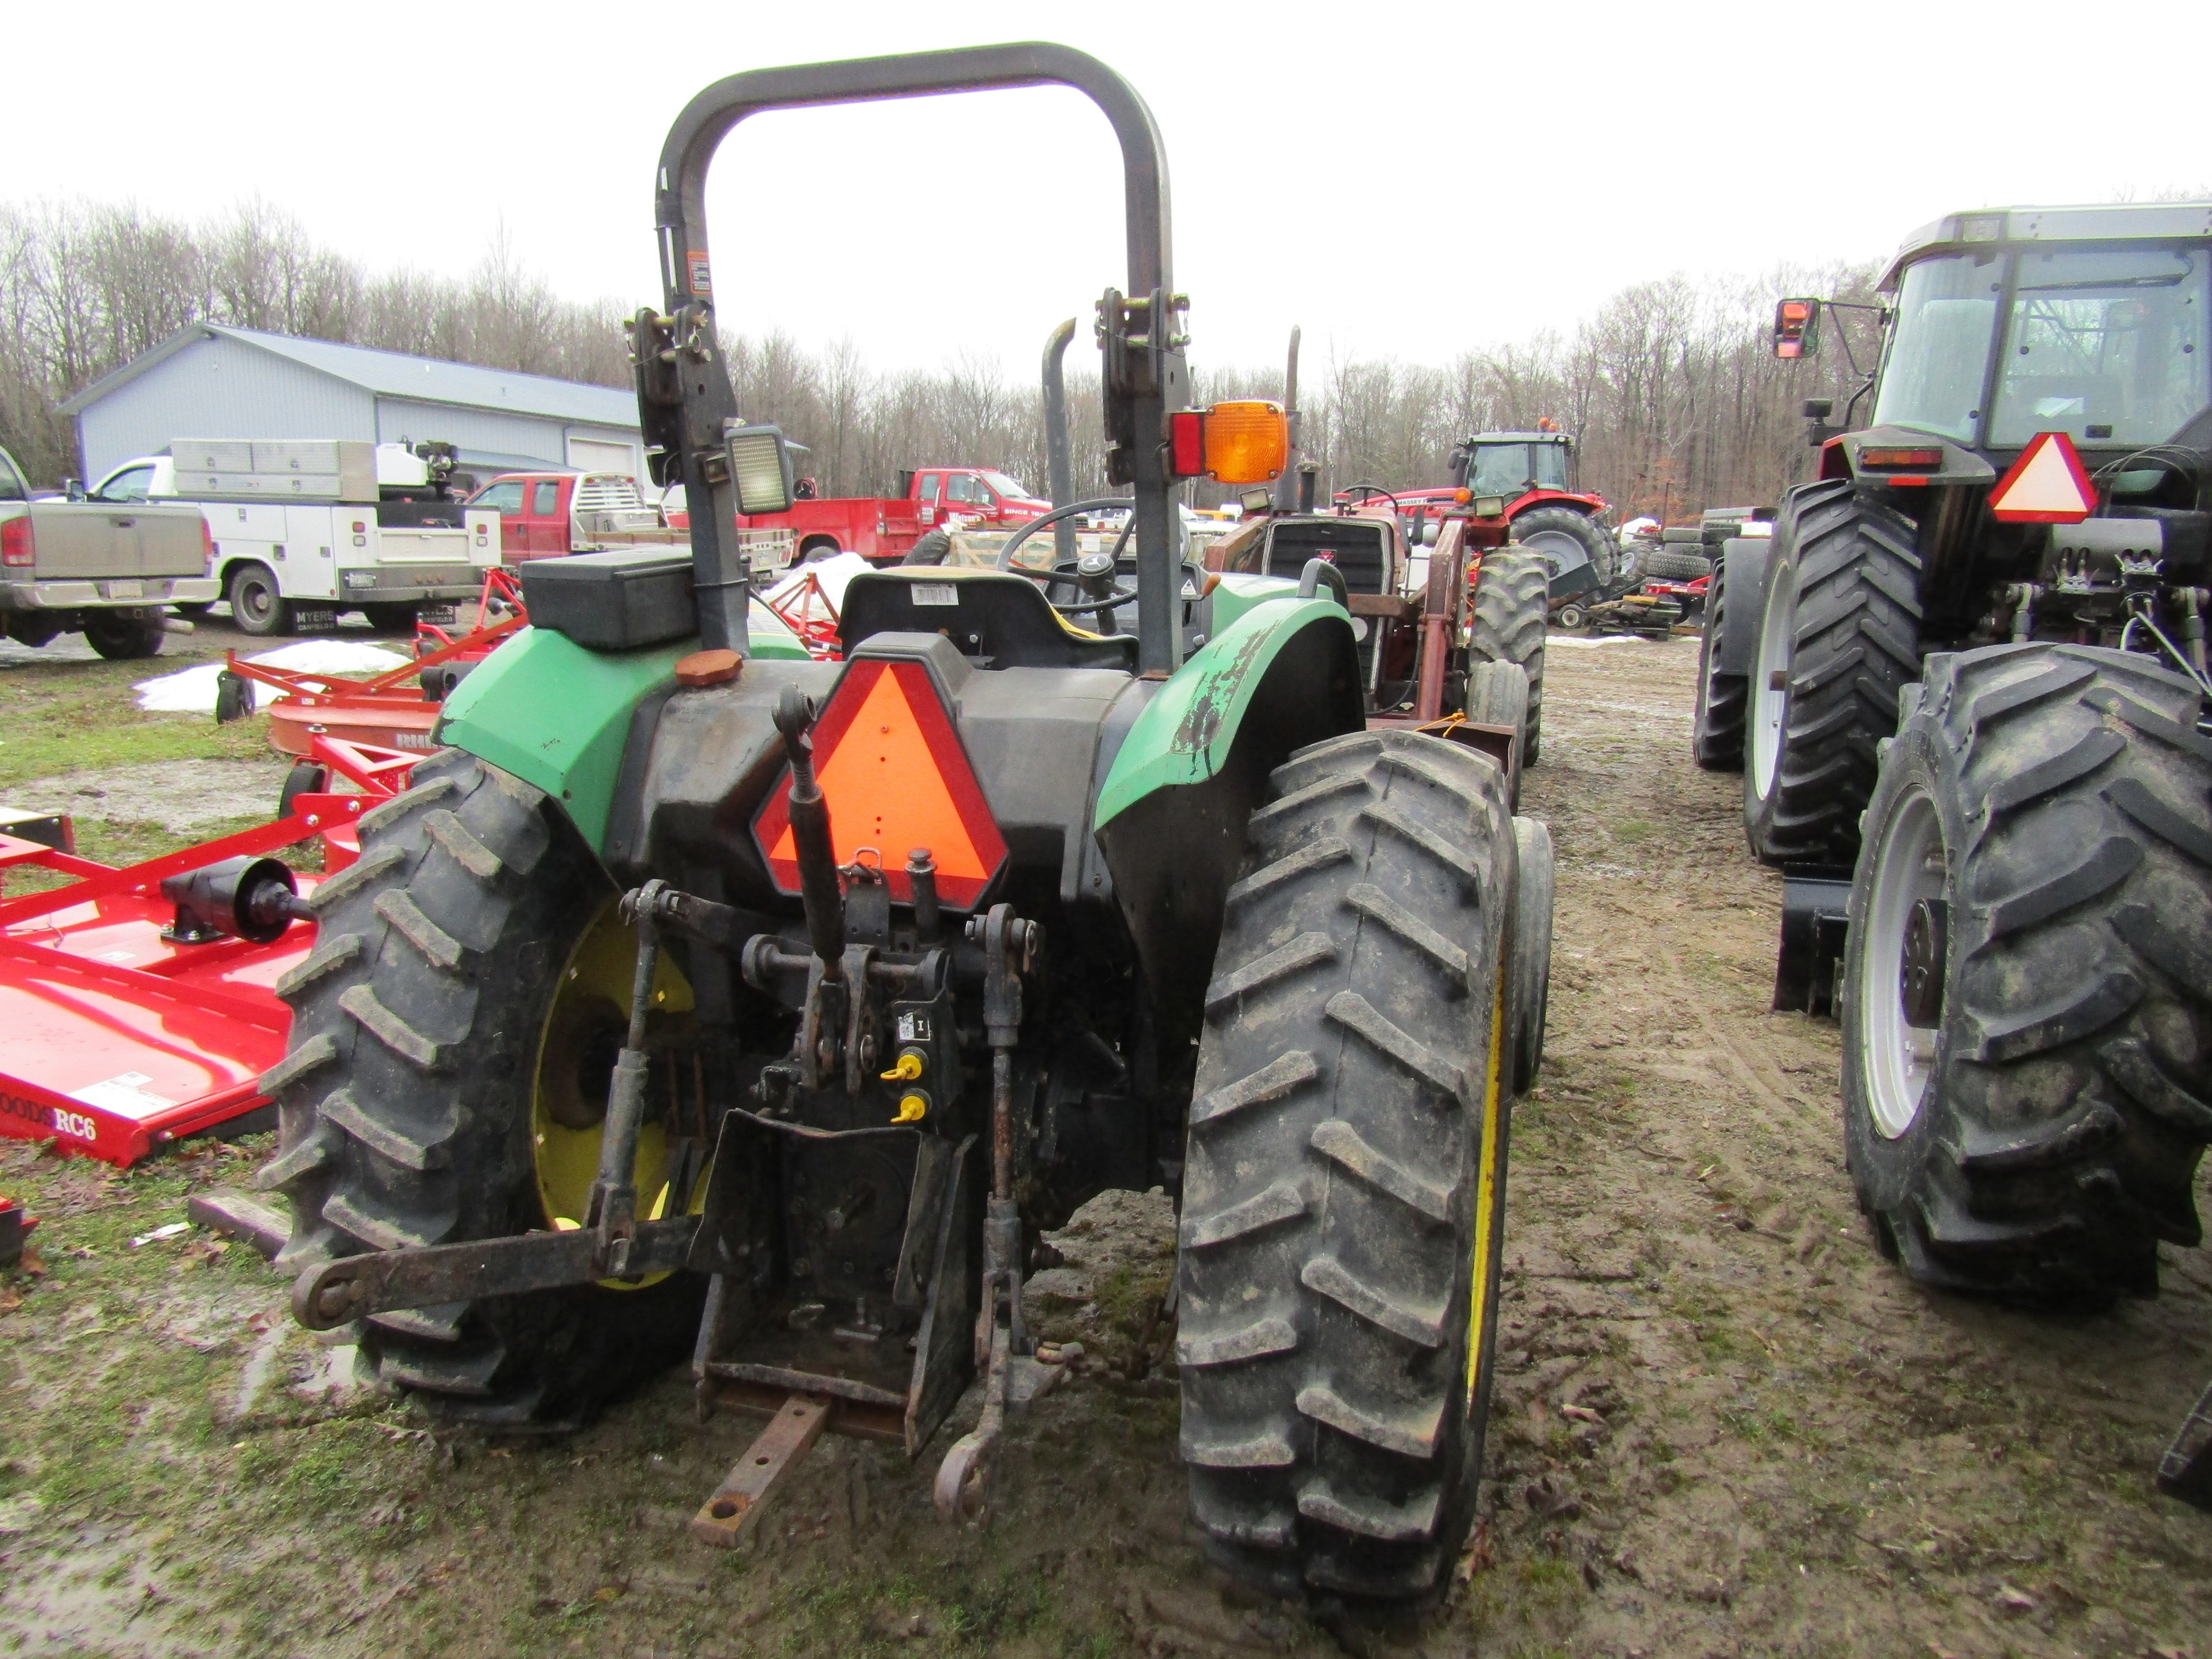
[59, 325, 644, 486]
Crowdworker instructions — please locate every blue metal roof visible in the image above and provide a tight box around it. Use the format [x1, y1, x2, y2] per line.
[60, 324, 637, 430]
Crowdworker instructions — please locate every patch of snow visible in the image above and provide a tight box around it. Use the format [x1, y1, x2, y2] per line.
[132, 640, 411, 714]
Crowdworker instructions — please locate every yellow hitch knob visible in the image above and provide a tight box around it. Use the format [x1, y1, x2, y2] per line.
[880, 1049, 926, 1083]
[892, 1091, 930, 1125]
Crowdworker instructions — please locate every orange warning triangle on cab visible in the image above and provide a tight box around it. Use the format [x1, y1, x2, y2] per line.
[1988, 430, 2095, 524]
[756, 658, 1007, 909]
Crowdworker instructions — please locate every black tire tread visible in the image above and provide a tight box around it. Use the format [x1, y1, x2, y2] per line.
[1469, 550, 1548, 768]
[1749, 481, 1922, 865]
[1692, 553, 1746, 771]
[1178, 729, 1515, 1605]
[1845, 644, 2212, 1303]
[256, 748, 690, 1423]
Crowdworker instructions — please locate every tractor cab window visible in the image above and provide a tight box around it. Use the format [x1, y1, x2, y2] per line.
[1990, 246, 2210, 449]
[1873, 252, 2002, 445]
[1464, 443, 1532, 498]
[1528, 443, 1571, 491]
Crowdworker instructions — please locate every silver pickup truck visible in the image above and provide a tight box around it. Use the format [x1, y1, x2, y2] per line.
[0, 444, 216, 658]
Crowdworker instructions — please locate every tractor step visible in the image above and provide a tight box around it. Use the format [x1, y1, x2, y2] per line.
[1773, 869, 1853, 1017]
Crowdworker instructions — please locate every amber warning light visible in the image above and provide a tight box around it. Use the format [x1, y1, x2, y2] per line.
[1168, 401, 1289, 485]
[752, 658, 1008, 910]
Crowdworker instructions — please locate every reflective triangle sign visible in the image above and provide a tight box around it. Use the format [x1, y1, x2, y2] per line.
[752, 658, 1006, 910]
[1988, 430, 2095, 524]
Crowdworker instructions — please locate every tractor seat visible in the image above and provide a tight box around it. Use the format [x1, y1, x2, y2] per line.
[838, 568, 1140, 672]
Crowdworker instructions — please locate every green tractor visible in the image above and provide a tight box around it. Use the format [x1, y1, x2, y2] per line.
[263, 43, 1553, 1609]
[1712, 203, 2212, 1324]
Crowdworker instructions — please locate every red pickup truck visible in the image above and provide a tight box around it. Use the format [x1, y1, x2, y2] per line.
[664, 466, 1051, 563]
[466, 473, 681, 562]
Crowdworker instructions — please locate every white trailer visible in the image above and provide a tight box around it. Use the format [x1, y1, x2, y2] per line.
[88, 440, 499, 636]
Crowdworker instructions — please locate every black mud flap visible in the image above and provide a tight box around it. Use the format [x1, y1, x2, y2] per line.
[1774, 869, 1852, 1017]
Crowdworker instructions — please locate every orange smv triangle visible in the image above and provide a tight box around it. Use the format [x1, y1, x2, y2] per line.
[757, 659, 1007, 909]
[1988, 430, 2095, 524]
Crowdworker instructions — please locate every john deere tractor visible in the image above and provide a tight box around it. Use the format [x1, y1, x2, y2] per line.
[1715, 202, 2212, 1316]
[260, 44, 1552, 1610]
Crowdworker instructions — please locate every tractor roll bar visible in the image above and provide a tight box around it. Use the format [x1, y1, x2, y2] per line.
[652, 43, 1186, 673]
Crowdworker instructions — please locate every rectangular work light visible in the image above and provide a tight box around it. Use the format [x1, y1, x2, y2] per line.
[726, 425, 794, 515]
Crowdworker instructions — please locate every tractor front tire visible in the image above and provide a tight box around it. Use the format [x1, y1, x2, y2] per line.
[1470, 549, 1549, 767]
[1178, 729, 1517, 1609]
[255, 749, 700, 1426]
[1510, 817, 1554, 1094]
[1843, 644, 2212, 1304]
[1743, 481, 1921, 865]
[1463, 660, 1528, 811]
[1692, 550, 1746, 771]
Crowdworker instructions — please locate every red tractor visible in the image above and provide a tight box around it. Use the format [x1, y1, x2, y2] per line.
[1344, 422, 1618, 598]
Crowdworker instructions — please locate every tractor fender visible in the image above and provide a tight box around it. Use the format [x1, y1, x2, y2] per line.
[436, 613, 811, 857]
[1092, 588, 1364, 1040]
[1716, 538, 1773, 677]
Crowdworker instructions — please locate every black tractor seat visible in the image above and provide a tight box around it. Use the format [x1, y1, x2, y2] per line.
[838, 568, 1140, 671]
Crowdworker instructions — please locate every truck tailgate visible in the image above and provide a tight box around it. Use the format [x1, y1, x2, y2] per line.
[27, 501, 204, 579]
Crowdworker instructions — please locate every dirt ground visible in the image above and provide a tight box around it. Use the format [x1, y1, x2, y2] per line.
[4, 631, 2210, 1658]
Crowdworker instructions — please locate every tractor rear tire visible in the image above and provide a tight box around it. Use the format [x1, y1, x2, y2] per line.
[1642, 548, 1712, 580]
[1692, 552, 1746, 771]
[1463, 660, 1528, 810]
[1178, 729, 1516, 1610]
[1510, 818, 1554, 1094]
[1743, 481, 1921, 866]
[1842, 644, 2212, 1304]
[1470, 549, 1548, 768]
[254, 749, 701, 1427]
[1510, 506, 1616, 590]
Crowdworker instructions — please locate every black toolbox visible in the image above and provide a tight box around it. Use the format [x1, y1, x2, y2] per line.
[518, 549, 697, 650]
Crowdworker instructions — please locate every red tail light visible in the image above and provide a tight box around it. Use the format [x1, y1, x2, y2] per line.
[1, 517, 33, 567]
[1860, 446, 1943, 469]
[200, 517, 215, 566]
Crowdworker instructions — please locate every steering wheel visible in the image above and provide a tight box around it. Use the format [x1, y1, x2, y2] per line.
[995, 499, 1141, 622]
[1336, 481, 1403, 516]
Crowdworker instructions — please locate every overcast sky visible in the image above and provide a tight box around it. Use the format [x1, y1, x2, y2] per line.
[12, 0, 2211, 380]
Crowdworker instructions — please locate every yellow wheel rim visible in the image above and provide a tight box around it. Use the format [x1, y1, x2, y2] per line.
[531, 897, 704, 1289]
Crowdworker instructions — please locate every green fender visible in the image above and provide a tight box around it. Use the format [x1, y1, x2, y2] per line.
[1095, 575, 1359, 828]
[436, 607, 810, 856]
[1092, 576, 1364, 1036]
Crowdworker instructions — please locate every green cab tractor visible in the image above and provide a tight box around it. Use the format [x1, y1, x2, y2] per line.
[262, 44, 1554, 1610]
[1708, 203, 2212, 1320]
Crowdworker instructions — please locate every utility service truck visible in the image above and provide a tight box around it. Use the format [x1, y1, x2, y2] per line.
[89, 440, 499, 636]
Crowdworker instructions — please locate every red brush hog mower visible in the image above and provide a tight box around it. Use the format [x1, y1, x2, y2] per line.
[0, 736, 415, 1167]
